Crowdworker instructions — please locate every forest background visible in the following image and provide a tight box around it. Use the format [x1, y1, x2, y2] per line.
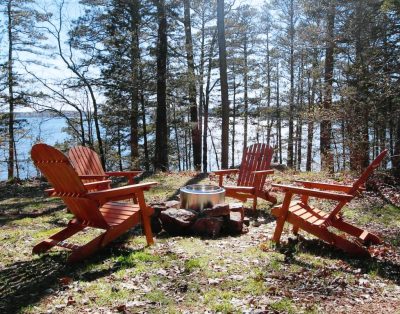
[1, 0, 400, 180]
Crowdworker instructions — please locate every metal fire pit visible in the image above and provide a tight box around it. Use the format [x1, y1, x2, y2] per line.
[180, 184, 225, 211]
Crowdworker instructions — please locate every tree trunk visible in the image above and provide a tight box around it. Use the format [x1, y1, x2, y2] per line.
[296, 52, 304, 170]
[231, 66, 236, 168]
[183, 0, 201, 171]
[306, 54, 316, 172]
[243, 32, 248, 151]
[217, 0, 229, 169]
[276, 61, 282, 164]
[129, 3, 141, 169]
[199, 5, 206, 172]
[140, 89, 150, 172]
[203, 32, 216, 173]
[320, 1, 335, 173]
[172, 101, 181, 171]
[154, 0, 169, 171]
[7, 0, 14, 180]
[117, 123, 123, 171]
[393, 114, 400, 178]
[287, 0, 295, 168]
[266, 29, 273, 146]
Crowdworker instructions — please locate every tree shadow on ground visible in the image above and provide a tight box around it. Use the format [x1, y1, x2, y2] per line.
[277, 236, 400, 285]
[0, 204, 65, 226]
[0, 231, 146, 314]
[0, 180, 49, 201]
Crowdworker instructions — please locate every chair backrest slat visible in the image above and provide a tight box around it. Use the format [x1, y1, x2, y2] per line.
[68, 146, 106, 177]
[349, 149, 388, 195]
[32, 144, 108, 228]
[237, 143, 274, 189]
[327, 149, 388, 220]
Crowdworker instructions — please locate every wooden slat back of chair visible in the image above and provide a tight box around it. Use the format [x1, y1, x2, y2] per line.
[237, 143, 274, 189]
[68, 146, 106, 178]
[32, 144, 108, 228]
[349, 149, 388, 195]
[327, 149, 388, 221]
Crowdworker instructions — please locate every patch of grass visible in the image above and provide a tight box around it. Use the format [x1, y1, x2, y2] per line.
[344, 204, 400, 227]
[94, 286, 131, 306]
[268, 255, 283, 271]
[116, 250, 160, 268]
[145, 289, 173, 305]
[204, 288, 236, 313]
[269, 298, 296, 314]
[242, 278, 268, 295]
[184, 258, 203, 272]
[177, 237, 210, 255]
[33, 227, 63, 240]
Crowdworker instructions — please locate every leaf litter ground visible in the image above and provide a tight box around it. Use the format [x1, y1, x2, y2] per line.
[0, 171, 399, 313]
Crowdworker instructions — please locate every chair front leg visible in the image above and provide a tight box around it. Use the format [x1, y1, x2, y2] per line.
[217, 174, 224, 187]
[272, 192, 293, 243]
[137, 191, 154, 245]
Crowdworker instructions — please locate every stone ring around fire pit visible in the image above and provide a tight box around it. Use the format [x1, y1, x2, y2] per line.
[149, 184, 248, 238]
[180, 184, 225, 211]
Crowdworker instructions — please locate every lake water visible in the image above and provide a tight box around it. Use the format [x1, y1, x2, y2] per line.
[0, 117, 68, 180]
[0, 115, 325, 181]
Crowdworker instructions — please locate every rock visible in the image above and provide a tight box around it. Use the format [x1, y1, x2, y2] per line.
[226, 211, 243, 234]
[191, 217, 223, 237]
[150, 216, 162, 234]
[159, 208, 198, 235]
[150, 203, 167, 217]
[202, 203, 230, 217]
[165, 200, 181, 209]
[243, 217, 250, 226]
[229, 203, 244, 219]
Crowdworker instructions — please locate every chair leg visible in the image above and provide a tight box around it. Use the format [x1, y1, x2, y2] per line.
[332, 220, 381, 245]
[33, 223, 84, 255]
[140, 208, 154, 245]
[272, 216, 286, 243]
[137, 192, 154, 246]
[252, 196, 257, 212]
[330, 232, 370, 257]
[286, 216, 371, 257]
[271, 192, 293, 243]
[67, 232, 106, 263]
[293, 225, 300, 235]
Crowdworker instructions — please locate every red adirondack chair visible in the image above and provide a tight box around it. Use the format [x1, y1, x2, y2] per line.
[271, 150, 388, 256]
[31, 143, 156, 263]
[213, 143, 277, 210]
[68, 145, 142, 185]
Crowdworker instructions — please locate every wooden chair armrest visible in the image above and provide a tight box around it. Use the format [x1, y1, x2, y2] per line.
[105, 171, 143, 184]
[105, 171, 143, 177]
[294, 180, 365, 193]
[212, 169, 239, 175]
[79, 174, 109, 180]
[251, 170, 274, 175]
[223, 185, 255, 193]
[212, 169, 239, 186]
[84, 180, 112, 190]
[87, 182, 158, 204]
[44, 180, 112, 197]
[272, 184, 354, 202]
